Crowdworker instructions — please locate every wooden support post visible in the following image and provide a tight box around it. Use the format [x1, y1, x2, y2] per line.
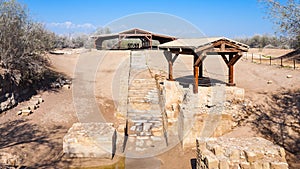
[281, 57, 283, 67]
[193, 54, 199, 93]
[294, 59, 296, 70]
[199, 61, 203, 78]
[252, 53, 253, 62]
[168, 60, 173, 80]
[270, 56, 272, 65]
[228, 65, 234, 86]
[226, 54, 237, 86]
[194, 66, 199, 94]
[260, 54, 262, 64]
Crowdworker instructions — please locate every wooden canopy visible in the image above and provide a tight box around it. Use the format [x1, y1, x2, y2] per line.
[159, 37, 249, 93]
[92, 28, 177, 50]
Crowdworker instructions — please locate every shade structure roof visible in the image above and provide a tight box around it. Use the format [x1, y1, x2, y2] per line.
[91, 28, 177, 43]
[159, 37, 249, 53]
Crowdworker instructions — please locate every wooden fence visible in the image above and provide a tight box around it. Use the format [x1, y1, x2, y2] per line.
[244, 52, 298, 70]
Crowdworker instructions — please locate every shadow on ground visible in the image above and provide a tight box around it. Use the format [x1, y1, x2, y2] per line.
[175, 75, 225, 88]
[0, 119, 71, 168]
[244, 89, 300, 169]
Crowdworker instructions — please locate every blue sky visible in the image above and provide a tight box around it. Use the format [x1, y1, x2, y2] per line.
[18, 0, 283, 38]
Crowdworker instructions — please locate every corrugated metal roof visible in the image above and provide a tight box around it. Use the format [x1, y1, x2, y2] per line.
[159, 37, 249, 50]
[90, 33, 119, 38]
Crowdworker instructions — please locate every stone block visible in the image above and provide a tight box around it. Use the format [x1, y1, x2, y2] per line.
[219, 159, 229, 169]
[262, 162, 270, 169]
[240, 162, 251, 169]
[0, 152, 21, 167]
[230, 149, 240, 162]
[21, 109, 32, 116]
[204, 153, 219, 169]
[245, 151, 257, 163]
[143, 122, 152, 131]
[270, 162, 288, 169]
[196, 137, 288, 169]
[213, 146, 224, 156]
[63, 123, 116, 158]
[250, 162, 263, 169]
[278, 148, 286, 159]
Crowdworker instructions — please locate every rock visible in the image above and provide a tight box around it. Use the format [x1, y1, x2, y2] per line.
[204, 152, 219, 169]
[63, 123, 116, 158]
[16, 111, 22, 115]
[251, 162, 263, 169]
[38, 98, 44, 103]
[196, 137, 288, 169]
[240, 162, 251, 169]
[143, 122, 152, 131]
[0, 152, 21, 167]
[270, 162, 288, 169]
[230, 149, 240, 162]
[245, 151, 257, 163]
[63, 84, 71, 89]
[21, 109, 32, 116]
[4, 93, 10, 98]
[28, 105, 37, 110]
[267, 80, 273, 84]
[219, 159, 229, 169]
[213, 146, 224, 156]
[278, 148, 286, 159]
[286, 75, 292, 78]
[262, 162, 270, 169]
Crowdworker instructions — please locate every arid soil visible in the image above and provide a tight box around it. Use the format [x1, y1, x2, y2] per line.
[248, 48, 294, 58]
[0, 48, 299, 168]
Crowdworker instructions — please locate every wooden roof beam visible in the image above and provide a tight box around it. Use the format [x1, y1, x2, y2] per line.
[213, 40, 248, 52]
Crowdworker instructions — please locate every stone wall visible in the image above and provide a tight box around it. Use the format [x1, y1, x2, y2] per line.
[161, 80, 245, 147]
[196, 137, 288, 169]
[0, 74, 18, 113]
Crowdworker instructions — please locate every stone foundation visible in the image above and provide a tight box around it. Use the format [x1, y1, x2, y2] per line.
[161, 81, 245, 147]
[196, 137, 288, 169]
[63, 123, 118, 158]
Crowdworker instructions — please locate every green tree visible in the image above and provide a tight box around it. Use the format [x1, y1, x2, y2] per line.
[260, 0, 300, 48]
[0, 0, 55, 82]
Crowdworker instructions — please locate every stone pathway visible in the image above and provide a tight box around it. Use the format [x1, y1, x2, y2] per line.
[124, 51, 166, 159]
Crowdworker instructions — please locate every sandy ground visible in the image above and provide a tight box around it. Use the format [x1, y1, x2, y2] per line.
[248, 48, 294, 58]
[0, 48, 299, 168]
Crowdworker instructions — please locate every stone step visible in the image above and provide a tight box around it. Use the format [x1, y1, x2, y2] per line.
[128, 88, 157, 93]
[127, 116, 162, 121]
[127, 95, 158, 100]
[128, 113, 162, 117]
[128, 99, 159, 104]
[127, 109, 160, 114]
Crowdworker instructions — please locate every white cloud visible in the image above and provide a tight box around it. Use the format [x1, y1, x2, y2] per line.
[48, 21, 97, 29]
[46, 21, 97, 35]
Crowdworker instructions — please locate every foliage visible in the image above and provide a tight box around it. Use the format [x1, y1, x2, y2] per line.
[235, 34, 291, 48]
[0, 0, 57, 83]
[260, 0, 300, 48]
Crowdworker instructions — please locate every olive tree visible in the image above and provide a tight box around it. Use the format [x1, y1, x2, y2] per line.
[0, 0, 55, 83]
[260, 0, 300, 48]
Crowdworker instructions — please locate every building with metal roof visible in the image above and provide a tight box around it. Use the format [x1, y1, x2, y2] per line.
[92, 28, 177, 50]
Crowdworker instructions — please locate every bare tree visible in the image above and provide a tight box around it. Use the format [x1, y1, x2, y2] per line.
[260, 0, 300, 48]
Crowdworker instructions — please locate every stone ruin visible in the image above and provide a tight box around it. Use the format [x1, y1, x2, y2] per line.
[196, 137, 288, 169]
[62, 50, 289, 168]
[159, 80, 289, 169]
[63, 123, 119, 158]
[62, 79, 289, 168]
